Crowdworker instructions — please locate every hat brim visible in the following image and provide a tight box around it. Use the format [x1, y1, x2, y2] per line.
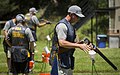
[76, 13, 85, 17]
[34, 10, 38, 13]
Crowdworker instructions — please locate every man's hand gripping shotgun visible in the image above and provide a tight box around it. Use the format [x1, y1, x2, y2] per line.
[83, 38, 118, 71]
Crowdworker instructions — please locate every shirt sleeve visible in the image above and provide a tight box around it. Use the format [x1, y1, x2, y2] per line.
[25, 28, 35, 42]
[56, 23, 68, 40]
[3, 21, 11, 31]
[31, 15, 40, 25]
[7, 28, 12, 40]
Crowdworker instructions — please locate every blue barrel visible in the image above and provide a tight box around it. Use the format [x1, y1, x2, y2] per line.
[97, 35, 107, 48]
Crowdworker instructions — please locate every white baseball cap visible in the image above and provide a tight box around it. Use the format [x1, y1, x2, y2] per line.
[29, 7, 38, 13]
[68, 5, 85, 17]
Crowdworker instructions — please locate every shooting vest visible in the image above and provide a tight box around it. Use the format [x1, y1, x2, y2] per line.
[26, 15, 37, 41]
[57, 18, 76, 69]
[10, 24, 29, 49]
[27, 16, 36, 32]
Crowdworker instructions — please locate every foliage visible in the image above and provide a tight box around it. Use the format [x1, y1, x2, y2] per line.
[98, 0, 108, 8]
[0, 0, 18, 20]
[0, 0, 119, 74]
[0, 41, 120, 75]
[96, 15, 109, 34]
[0, 0, 108, 20]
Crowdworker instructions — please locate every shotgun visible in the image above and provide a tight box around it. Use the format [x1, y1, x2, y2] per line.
[83, 38, 118, 71]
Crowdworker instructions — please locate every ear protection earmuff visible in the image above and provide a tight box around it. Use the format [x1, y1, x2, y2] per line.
[72, 15, 75, 18]
[69, 13, 75, 19]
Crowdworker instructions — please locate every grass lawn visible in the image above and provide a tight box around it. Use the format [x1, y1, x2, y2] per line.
[0, 40, 120, 75]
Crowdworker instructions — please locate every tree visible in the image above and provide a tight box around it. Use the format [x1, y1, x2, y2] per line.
[0, 0, 18, 20]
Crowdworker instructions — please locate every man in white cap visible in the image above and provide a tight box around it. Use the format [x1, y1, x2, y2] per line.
[51, 5, 92, 75]
[26, 7, 51, 61]
[27, 7, 50, 41]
